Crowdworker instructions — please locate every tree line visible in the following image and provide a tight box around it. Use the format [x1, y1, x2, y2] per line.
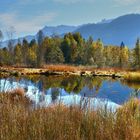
[0, 30, 140, 69]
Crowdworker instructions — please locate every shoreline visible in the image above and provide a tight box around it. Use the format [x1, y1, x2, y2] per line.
[0, 65, 126, 78]
[1, 65, 140, 82]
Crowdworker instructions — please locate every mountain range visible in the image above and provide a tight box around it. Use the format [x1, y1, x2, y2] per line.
[1, 14, 140, 48]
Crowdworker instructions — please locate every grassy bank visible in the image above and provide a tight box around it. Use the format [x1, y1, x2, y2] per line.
[0, 90, 140, 140]
[124, 72, 140, 82]
[2, 65, 140, 82]
[0, 65, 125, 78]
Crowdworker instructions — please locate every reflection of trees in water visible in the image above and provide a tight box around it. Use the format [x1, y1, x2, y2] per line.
[85, 77, 103, 93]
[79, 95, 90, 110]
[61, 76, 84, 93]
[122, 80, 140, 90]
[38, 92, 45, 103]
[40, 76, 64, 89]
[121, 80, 140, 98]
[51, 88, 60, 103]
[131, 89, 140, 98]
[3, 75, 105, 95]
[37, 81, 43, 92]
[0, 77, 19, 92]
[61, 76, 104, 94]
[25, 75, 85, 93]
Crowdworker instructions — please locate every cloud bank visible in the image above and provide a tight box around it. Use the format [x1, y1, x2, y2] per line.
[0, 12, 56, 36]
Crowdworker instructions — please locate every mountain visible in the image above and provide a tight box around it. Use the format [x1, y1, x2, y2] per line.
[41, 25, 78, 36]
[75, 14, 140, 47]
[1, 14, 140, 48]
[1, 35, 35, 48]
[97, 18, 113, 24]
[1, 25, 78, 48]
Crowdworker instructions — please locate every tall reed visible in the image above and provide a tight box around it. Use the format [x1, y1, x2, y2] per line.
[0, 91, 139, 140]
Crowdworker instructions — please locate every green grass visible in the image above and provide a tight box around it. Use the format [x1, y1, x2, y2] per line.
[0, 91, 140, 140]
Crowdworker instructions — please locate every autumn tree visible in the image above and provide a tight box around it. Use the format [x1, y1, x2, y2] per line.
[27, 39, 38, 67]
[92, 39, 105, 67]
[104, 46, 120, 67]
[0, 48, 11, 65]
[14, 43, 22, 65]
[22, 39, 29, 65]
[83, 36, 94, 65]
[72, 32, 85, 64]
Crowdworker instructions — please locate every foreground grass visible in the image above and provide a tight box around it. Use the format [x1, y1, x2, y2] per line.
[0, 90, 140, 140]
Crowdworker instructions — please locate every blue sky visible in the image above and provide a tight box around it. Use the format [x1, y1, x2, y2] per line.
[0, 0, 140, 38]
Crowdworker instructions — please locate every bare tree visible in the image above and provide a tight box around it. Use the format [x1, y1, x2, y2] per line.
[37, 30, 44, 67]
[6, 26, 16, 65]
[6, 26, 16, 48]
[0, 30, 4, 47]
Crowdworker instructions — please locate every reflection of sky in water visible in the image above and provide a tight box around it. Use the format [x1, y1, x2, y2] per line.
[0, 77, 139, 110]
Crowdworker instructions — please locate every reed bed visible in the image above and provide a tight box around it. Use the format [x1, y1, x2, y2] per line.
[0, 90, 140, 140]
[43, 64, 82, 72]
[124, 72, 140, 82]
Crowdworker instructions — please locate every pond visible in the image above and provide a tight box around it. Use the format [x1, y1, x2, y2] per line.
[0, 75, 140, 110]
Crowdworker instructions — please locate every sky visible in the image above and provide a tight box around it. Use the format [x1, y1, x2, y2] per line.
[0, 0, 140, 38]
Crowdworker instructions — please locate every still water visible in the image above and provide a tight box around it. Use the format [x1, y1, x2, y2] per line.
[0, 75, 140, 110]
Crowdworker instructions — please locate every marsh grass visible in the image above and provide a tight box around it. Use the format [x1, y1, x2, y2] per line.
[124, 72, 140, 82]
[0, 90, 140, 140]
[43, 64, 82, 72]
[43, 65, 127, 72]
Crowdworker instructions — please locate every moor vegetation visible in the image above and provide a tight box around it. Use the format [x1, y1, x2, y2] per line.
[0, 30, 140, 69]
[0, 90, 140, 140]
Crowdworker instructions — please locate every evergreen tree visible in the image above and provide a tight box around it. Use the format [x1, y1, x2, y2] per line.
[61, 34, 72, 63]
[45, 37, 64, 64]
[22, 39, 29, 65]
[45, 45, 64, 64]
[119, 42, 129, 68]
[37, 30, 45, 67]
[134, 38, 140, 68]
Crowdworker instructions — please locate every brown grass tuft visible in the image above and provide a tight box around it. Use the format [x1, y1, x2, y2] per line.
[0, 88, 31, 105]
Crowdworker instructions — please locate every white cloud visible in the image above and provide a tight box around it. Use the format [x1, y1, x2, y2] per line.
[18, 0, 46, 5]
[114, 0, 139, 5]
[53, 0, 95, 4]
[0, 12, 57, 36]
[54, 0, 80, 4]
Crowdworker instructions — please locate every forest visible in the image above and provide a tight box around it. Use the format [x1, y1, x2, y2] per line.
[0, 30, 140, 69]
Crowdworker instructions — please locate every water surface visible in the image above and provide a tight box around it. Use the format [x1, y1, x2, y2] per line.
[0, 75, 140, 110]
